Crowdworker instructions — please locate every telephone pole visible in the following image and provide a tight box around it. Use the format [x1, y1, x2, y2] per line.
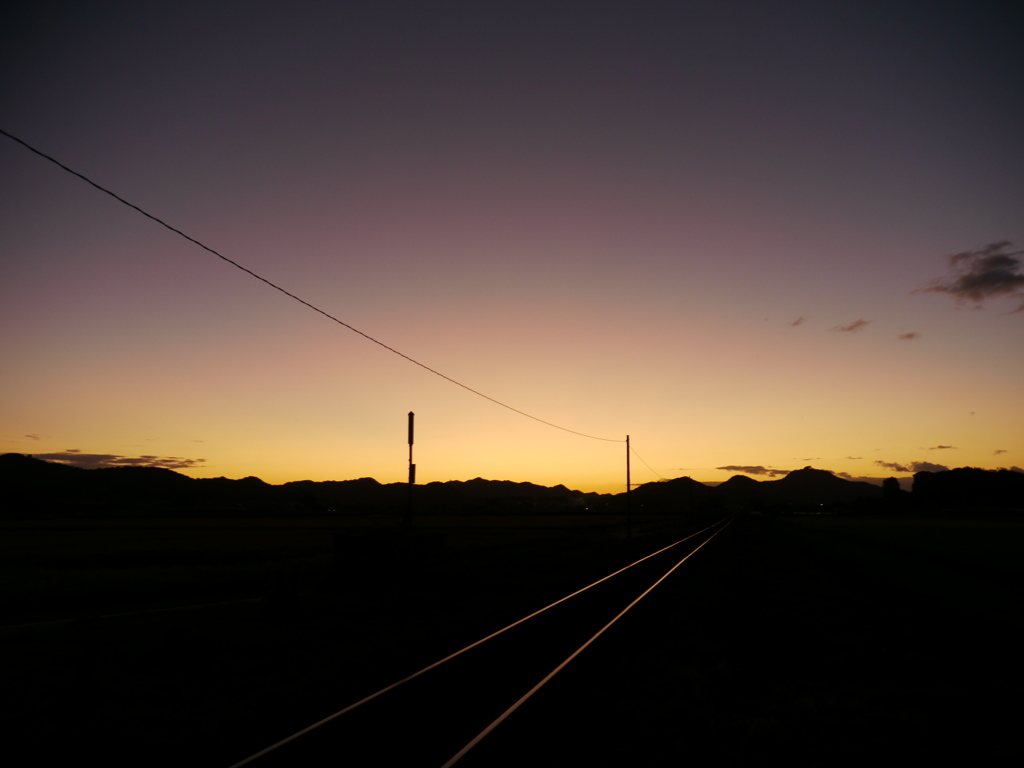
[406, 411, 415, 532]
[626, 434, 632, 542]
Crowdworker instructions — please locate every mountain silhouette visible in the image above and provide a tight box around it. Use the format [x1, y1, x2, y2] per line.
[714, 474, 762, 509]
[631, 476, 713, 510]
[3, 454, 1019, 518]
[761, 466, 882, 506]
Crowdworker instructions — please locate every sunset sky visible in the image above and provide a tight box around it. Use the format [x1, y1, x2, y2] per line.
[2, 1, 1022, 493]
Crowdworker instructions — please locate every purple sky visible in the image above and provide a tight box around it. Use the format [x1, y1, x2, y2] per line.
[2, 1, 1022, 491]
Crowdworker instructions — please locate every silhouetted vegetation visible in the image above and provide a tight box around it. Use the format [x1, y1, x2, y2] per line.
[913, 467, 1024, 513]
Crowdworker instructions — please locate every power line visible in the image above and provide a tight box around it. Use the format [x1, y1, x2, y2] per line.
[2, 128, 623, 443]
[630, 445, 666, 480]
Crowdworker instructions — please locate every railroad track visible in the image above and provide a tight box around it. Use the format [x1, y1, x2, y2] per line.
[228, 516, 733, 767]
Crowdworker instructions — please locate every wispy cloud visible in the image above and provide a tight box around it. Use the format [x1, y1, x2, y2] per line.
[875, 460, 911, 472]
[833, 319, 871, 333]
[789, 316, 807, 327]
[31, 450, 206, 471]
[846, 456, 863, 460]
[916, 462, 950, 472]
[25, 434, 40, 440]
[994, 449, 1007, 455]
[927, 445, 956, 450]
[918, 241, 1024, 311]
[898, 332, 920, 340]
[717, 465, 790, 478]
[875, 460, 949, 473]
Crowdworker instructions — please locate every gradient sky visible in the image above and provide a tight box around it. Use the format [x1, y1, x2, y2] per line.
[2, 1, 1022, 493]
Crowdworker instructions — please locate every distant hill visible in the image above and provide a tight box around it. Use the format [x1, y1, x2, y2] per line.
[761, 466, 882, 507]
[1, 454, 1019, 518]
[714, 474, 761, 508]
[630, 466, 881, 513]
[0, 454, 607, 518]
[631, 476, 713, 511]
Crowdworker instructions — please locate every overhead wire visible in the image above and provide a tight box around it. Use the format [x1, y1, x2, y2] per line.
[1, 128, 623, 443]
[630, 444, 666, 480]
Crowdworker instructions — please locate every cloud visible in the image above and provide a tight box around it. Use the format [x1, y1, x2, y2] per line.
[717, 465, 790, 478]
[25, 434, 40, 440]
[875, 460, 910, 472]
[911, 462, 949, 472]
[994, 449, 1007, 455]
[789, 316, 807, 327]
[918, 241, 1024, 311]
[898, 332, 920, 340]
[875, 460, 949, 473]
[928, 445, 956, 450]
[846, 456, 863, 460]
[833, 319, 871, 332]
[31, 451, 206, 471]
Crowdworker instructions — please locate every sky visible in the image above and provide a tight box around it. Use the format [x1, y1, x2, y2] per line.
[2, 1, 1022, 493]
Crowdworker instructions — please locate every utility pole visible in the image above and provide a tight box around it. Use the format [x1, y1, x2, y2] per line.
[626, 434, 632, 542]
[406, 411, 415, 532]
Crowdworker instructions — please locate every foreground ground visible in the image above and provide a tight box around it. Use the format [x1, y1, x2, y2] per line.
[3, 512, 1022, 765]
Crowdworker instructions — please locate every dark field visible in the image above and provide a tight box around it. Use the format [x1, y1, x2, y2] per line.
[2, 512, 1022, 765]
[0, 513, 646, 616]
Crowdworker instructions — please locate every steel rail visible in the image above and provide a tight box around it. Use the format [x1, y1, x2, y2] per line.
[441, 517, 734, 767]
[227, 518, 727, 767]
